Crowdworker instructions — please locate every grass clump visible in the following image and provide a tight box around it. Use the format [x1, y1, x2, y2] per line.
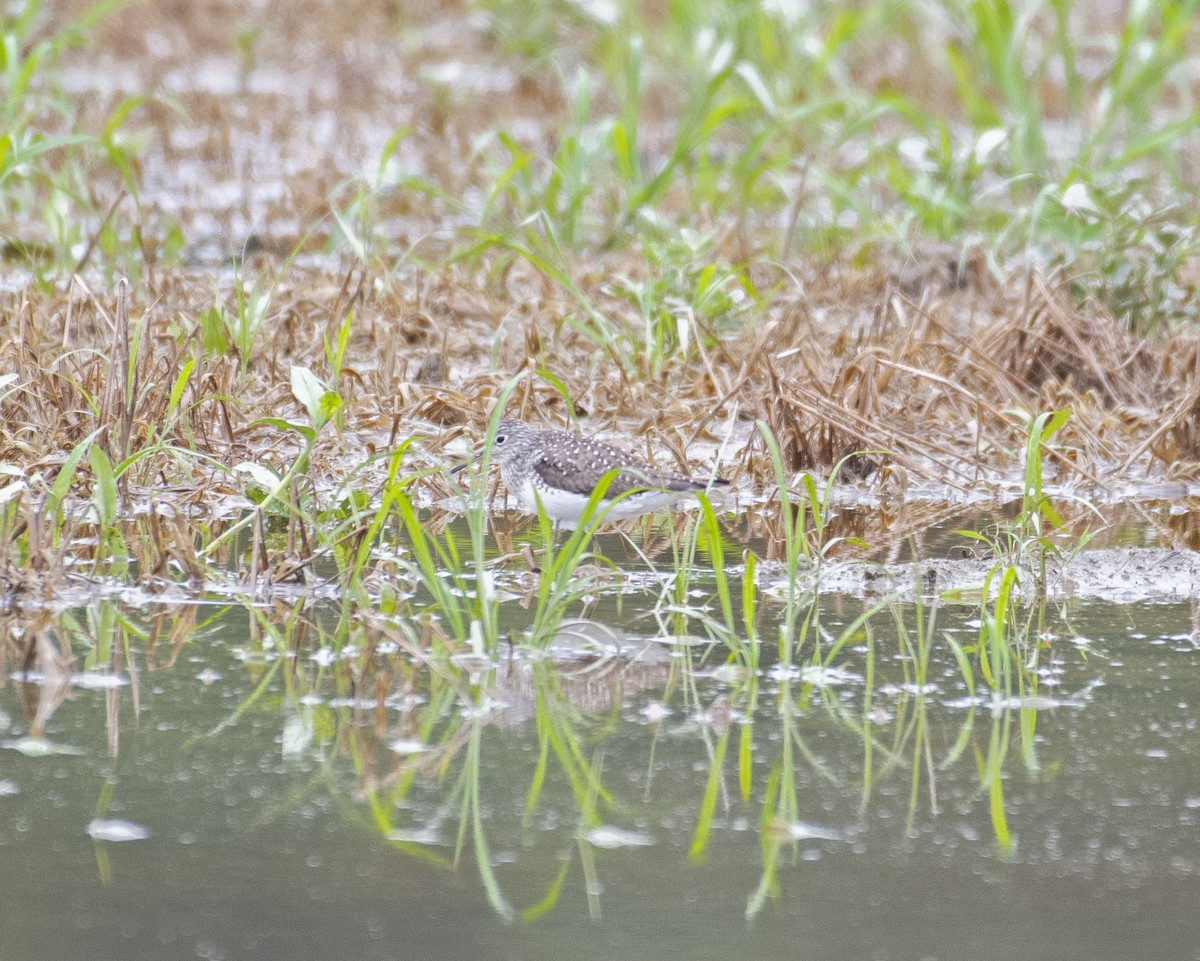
[2, 0, 152, 280]
[465, 0, 1200, 332]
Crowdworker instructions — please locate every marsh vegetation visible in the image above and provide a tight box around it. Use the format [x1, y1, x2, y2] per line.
[4, 0, 1200, 958]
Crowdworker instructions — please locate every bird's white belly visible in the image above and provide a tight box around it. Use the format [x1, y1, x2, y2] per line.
[512, 479, 679, 523]
[521, 480, 592, 521]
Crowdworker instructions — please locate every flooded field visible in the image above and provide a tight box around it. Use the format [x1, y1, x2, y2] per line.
[6, 0, 1200, 957]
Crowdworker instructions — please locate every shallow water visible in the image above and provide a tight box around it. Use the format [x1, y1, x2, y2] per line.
[2, 571, 1200, 960]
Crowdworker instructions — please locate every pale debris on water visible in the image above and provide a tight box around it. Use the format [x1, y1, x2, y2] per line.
[586, 825, 656, 849]
[800, 664, 862, 687]
[388, 738, 429, 755]
[766, 819, 846, 842]
[386, 827, 441, 845]
[87, 819, 151, 842]
[2, 737, 85, 757]
[809, 549, 1200, 603]
[641, 702, 671, 722]
[9, 671, 128, 689]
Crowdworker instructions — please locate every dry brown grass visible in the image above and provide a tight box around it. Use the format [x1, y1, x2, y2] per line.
[0, 251, 1192, 497]
[3, 0, 1198, 582]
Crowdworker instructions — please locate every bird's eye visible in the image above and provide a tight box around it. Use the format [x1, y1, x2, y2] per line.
[494, 433, 506, 445]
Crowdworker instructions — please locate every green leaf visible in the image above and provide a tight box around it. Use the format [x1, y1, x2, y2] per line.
[88, 445, 118, 527]
[46, 429, 102, 522]
[317, 389, 343, 427]
[289, 366, 327, 423]
[687, 728, 730, 863]
[233, 461, 283, 491]
[253, 416, 315, 443]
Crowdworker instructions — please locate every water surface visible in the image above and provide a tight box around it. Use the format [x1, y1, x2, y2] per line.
[2, 587, 1199, 960]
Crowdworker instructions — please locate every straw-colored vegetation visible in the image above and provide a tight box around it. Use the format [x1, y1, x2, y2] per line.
[2, 4, 1198, 643]
[5, 5, 1198, 461]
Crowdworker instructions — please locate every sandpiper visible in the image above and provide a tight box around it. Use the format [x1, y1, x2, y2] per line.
[454, 419, 728, 524]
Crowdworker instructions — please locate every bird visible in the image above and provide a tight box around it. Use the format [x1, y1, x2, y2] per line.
[453, 419, 728, 524]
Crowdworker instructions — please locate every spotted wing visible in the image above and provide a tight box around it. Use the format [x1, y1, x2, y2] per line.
[531, 432, 706, 498]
